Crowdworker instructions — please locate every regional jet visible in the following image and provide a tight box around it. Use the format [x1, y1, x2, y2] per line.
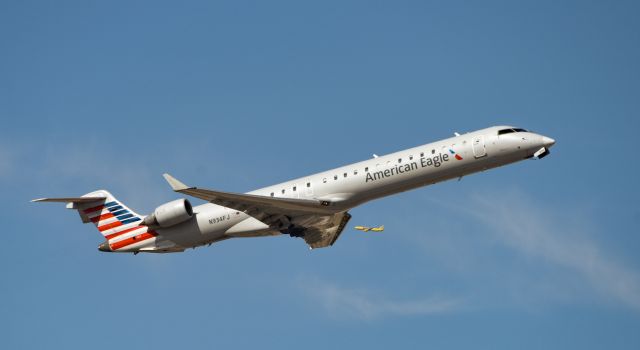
[33, 126, 555, 253]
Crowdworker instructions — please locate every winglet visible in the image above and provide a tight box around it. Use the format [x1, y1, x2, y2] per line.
[163, 173, 190, 191]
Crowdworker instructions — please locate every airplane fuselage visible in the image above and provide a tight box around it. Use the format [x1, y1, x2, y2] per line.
[148, 125, 555, 251]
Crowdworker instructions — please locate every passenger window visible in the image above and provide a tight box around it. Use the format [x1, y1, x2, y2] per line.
[343, 173, 347, 178]
[281, 189, 285, 194]
[354, 170, 358, 175]
[365, 167, 369, 172]
[409, 155, 413, 160]
[398, 158, 402, 163]
[323, 178, 327, 183]
[293, 186, 296, 191]
[270, 192, 274, 197]
[420, 152, 424, 157]
[306, 182, 311, 187]
[431, 149, 435, 154]
[334, 175, 338, 180]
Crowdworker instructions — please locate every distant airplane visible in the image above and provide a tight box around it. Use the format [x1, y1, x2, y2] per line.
[33, 126, 555, 254]
[354, 225, 384, 232]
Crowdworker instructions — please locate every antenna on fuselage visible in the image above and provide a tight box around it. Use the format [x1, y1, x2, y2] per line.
[372, 154, 379, 158]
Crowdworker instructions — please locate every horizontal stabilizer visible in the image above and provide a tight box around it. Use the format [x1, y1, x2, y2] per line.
[31, 197, 107, 203]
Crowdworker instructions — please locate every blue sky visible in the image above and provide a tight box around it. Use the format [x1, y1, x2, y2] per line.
[2, 0, 639, 348]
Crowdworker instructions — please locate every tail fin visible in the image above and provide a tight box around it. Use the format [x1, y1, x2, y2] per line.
[77, 190, 144, 239]
[33, 190, 186, 253]
[33, 190, 144, 239]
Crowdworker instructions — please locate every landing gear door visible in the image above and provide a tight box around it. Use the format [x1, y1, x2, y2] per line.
[472, 136, 487, 158]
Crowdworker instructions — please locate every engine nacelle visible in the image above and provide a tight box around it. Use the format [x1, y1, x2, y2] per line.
[143, 199, 193, 228]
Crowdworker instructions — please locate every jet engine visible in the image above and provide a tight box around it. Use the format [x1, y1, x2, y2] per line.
[143, 199, 193, 228]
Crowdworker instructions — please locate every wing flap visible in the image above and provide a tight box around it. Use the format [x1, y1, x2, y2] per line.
[302, 212, 351, 249]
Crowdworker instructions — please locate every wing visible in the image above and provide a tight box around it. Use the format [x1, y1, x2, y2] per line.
[163, 174, 351, 249]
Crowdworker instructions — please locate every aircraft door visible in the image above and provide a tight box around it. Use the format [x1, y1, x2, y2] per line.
[472, 136, 487, 158]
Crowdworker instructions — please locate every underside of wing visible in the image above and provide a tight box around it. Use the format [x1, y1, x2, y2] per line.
[163, 173, 351, 249]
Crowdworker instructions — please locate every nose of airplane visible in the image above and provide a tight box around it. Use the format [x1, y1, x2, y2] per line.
[542, 136, 556, 147]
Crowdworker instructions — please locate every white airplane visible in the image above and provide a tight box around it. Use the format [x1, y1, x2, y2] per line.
[33, 126, 555, 254]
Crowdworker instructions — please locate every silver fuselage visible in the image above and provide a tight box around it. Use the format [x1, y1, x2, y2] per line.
[143, 125, 555, 250]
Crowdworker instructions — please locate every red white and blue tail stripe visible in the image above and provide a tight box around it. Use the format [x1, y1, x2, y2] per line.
[83, 199, 142, 236]
[78, 190, 159, 252]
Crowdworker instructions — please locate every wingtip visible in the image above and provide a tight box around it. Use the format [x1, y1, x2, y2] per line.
[162, 173, 190, 191]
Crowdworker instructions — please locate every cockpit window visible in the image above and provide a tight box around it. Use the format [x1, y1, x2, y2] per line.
[498, 129, 515, 135]
[498, 128, 528, 135]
